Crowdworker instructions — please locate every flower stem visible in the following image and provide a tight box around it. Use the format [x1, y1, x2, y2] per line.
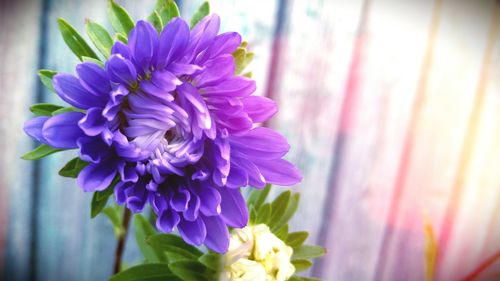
[113, 208, 132, 274]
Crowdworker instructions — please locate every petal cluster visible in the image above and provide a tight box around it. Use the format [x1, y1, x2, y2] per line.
[24, 15, 301, 253]
[222, 224, 295, 281]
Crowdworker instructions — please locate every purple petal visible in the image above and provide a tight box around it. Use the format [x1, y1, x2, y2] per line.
[115, 182, 133, 205]
[197, 187, 221, 216]
[242, 96, 278, 123]
[183, 193, 200, 221]
[118, 162, 139, 183]
[218, 187, 248, 228]
[230, 157, 265, 188]
[42, 112, 85, 149]
[128, 20, 159, 73]
[111, 41, 131, 60]
[193, 55, 235, 88]
[78, 108, 107, 136]
[105, 54, 137, 85]
[170, 188, 190, 212]
[24, 116, 49, 143]
[226, 163, 248, 188]
[157, 18, 189, 68]
[77, 136, 109, 163]
[185, 14, 220, 62]
[53, 74, 105, 109]
[77, 158, 118, 192]
[76, 62, 111, 97]
[256, 158, 302, 186]
[196, 32, 241, 64]
[156, 207, 180, 233]
[230, 127, 290, 159]
[168, 63, 203, 76]
[150, 70, 181, 92]
[177, 217, 207, 246]
[201, 215, 229, 253]
[103, 85, 128, 120]
[202, 76, 256, 97]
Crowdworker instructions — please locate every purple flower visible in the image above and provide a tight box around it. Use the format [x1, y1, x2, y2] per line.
[24, 15, 301, 253]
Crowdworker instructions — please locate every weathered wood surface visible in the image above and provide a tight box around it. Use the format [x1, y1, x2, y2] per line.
[1, 0, 499, 280]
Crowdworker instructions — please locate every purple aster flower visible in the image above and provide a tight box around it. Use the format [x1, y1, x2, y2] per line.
[24, 15, 301, 253]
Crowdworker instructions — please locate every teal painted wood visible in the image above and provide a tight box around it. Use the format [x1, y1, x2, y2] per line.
[1, 0, 43, 280]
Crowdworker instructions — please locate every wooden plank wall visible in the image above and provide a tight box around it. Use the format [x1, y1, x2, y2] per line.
[1, 0, 499, 280]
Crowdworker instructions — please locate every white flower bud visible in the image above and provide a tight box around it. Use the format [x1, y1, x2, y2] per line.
[222, 224, 295, 281]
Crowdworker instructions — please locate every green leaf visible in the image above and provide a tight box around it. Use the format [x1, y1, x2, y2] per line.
[147, 234, 203, 261]
[286, 232, 309, 249]
[269, 191, 291, 229]
[274, 224, 288, 241]
[147, 10, 163, 33]
[38, 69, 57, 92]
[90, 177, 118, 218]
[109, 263, 180, 281]
[21, 144, 63, 160]
[58, 157, 88, 178]
[115, 33, 128, 43]
[169, 260, 214, 281]
[243, 71, 252, 78]
[134, 214, 167, 263]
[247, 184, 271, 210]
[57, 18, 98, 61]
[233, 47, 254, 75]
[292, 245, 326, 260]
[292, 259, 313, 272]
[256, 203, 272, 225]
[103, 205, 124, 238]
[51, 106, 82, 115]
[249, 205, 258, 225]
[30, 103, 64, 116]
[272, 193, 299, 232]
[85, 19, 113, 58]
[108, 0, 135, 36]
[190, 1, 210, 28]
[155, 0, 180, 26]
[198, 253, 221, 271]
[82, 56, 104, 67]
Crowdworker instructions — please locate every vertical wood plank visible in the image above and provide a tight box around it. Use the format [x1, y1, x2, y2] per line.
[309, 0, 436, 279]
[0, 0, 42, 280]
[377, 0, 496, 280]
[437, 3, 500, 280]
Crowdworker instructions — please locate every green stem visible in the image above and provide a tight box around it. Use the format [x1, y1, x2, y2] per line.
[113, 208, 132, 274]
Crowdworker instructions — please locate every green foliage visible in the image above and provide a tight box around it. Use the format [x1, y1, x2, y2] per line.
[85, 19, 113, 58]
[286, 232, 309, 248]
[21, 144, 63, 160]
[134, 214, 167, 263]
[38, 69, 57, 92]
[108, 0, 135, 37]
[198, 252, 221, 271]
[51, 106, 83, 115]
[233, 43, 254, 75]
[147, 11, 163, 33]
[169, 260, 216, 281]
[190, 1, 210, 28]
[291, 259, 313, 272]
[57, 18, 98, 61]
[147, 234, 203, 262]
[90, 177, 119, 218]
[103, 204, 125, 238]
[292, 245, 326, 260]
[154, 0, 180, 27]
[82, 56, 105, 67]
[109, 263, 181, 281]
[58, 157, 88, 178]
[29, 103, 64, 116]
[247, 184, 271, 209]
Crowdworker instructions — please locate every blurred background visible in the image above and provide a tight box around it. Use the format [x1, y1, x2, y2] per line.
[1, 0, 500, 280]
